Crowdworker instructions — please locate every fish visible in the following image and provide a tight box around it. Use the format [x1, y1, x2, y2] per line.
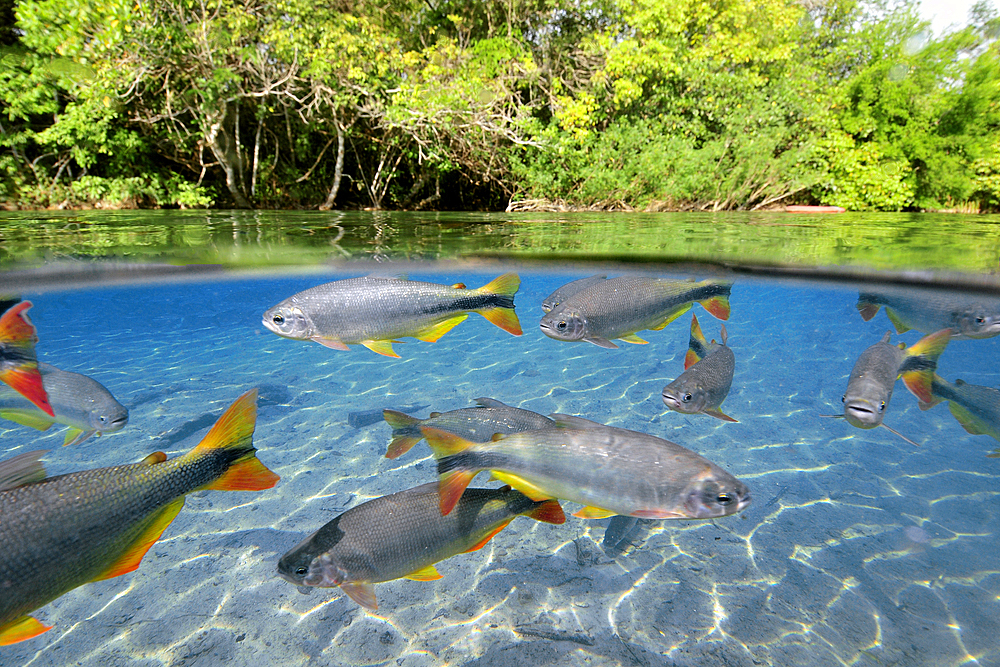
[921, 375, 1000, 450]
[262, 274, 522, 357]
[662, 314, 737, 422]
[422, 415, 751, 520]
[602, 515, 641, 556]
[382, 397, 556, 459]
[276, 482, 564, 610]
[348, 403, 429, 429]
[541, 275, 607, 313]
[0, 301, 53, 418]
[538, 277, 731, 349]
[0, 362, 129, 446]
[0, 388, 279, 646]
[835, 329, 951, 446]
[856, 288, 1000, 340]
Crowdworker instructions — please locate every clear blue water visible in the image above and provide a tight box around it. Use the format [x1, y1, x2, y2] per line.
[2, 268, 999, 666]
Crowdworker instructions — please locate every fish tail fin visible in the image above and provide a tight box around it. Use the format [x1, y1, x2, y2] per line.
[899, 329, 951, 404]
[382, 409, 423, 458]
[699, 295, 730, 320]
[424, 426, 480, 515]
[191, 389, 280, 492]
[526, 499, 566, 524]
[920, 373, 948, 410]
[385, 435, 421, 459]
[475, 273, 522, 336]
[0, 615, 53, 646]
[0, 302, 53, 417]
[685, 313, 708, 369]
[856, 297, 881, 322]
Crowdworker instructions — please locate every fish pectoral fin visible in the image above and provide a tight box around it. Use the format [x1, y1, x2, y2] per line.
[573, 505, 618, 520]
[477, 307, 522, 336]
[856, 300, 881, 321]
[704, 408, 738, 423]
[885, 308, 911, 334]
[631, 509, 684, 519]
[619, 334, 648, 345]
[63, 428, 96, 447]
[464, 520, 513, 553]
[311, 336, 350, 351]
[385, 435, 421, 459]
[93, 498, 186, 582]
[489, 471, 553, 502]
[0, 409, 54, 431]
[0, 615, 53, 646]
[340, 581, 378, 610]
[360, 340, 401, 358]
[405, 564, 444, 580]
[584, 337, 618, 349]
[414, 314, 468, 343]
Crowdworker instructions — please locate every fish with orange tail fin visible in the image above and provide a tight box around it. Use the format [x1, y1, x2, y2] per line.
[0, 389, 279, 646]
[539, 277, 731, 349]
[277, 482, 564, 611]
[0, 301, 53, 417]
[263, 274, 521, 357]
[662, 314, 737, 422]
[422, 416, 750, 521]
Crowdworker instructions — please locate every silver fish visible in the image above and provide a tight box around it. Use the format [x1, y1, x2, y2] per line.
[382, 397, 555, 459]
[263, 274, 522, 357]
[541, 275, 607, 313]
[857, 288, 1000, 340]
[539, 277, 731, 349]
[0, 362, 128, 446]
[923, 375, 1000, 450]
[662, 314, 736, 422]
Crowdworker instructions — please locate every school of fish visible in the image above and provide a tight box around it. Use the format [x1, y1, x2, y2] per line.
[1, 271, 998, 641]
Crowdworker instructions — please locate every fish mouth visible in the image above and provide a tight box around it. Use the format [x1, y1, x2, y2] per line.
[844, 402, 882, 428]
[662, 392, 681, 410]
[277, 571, 305, 586]
[736, 490, 752, 512]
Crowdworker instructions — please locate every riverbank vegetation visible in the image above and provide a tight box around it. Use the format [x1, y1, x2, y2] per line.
[1, 0, 999, 211]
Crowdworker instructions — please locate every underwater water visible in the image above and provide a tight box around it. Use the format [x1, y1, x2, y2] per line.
[2, 266, 999, 667]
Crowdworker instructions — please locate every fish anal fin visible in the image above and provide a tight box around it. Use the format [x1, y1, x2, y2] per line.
[948, 402, 990, 436]
[0, 615, 52, 646]
[415, 314, 468, 343]
[885, 308, 911, 334]
[650, 304, 691, 330]
[203, 455, 280, 491]
[0, 409, 55, 431]
[385, 436, 421, 459]
[405, 564, 444, 580]
[527, 499, 566, 524]
[856, 300, 881, 321]
[63, 428, 96, 447]
[311, 336, 350, 351]
[93, 498, 186, 581]
[700, 296, 730, 320]
[340, 581, 378, 610]
[478, 307, 522, 336]
[584, 337, 618, 349]
[619, 334, 648, 345]
[489, 471, 552, 501]
[464, 520, 512, 552]
[704, 408, 738, 423]
[361, 340, 401, 358]
[573, 505, 617, 519]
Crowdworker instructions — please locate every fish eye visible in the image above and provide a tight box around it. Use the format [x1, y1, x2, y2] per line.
[717, 493, 733, 506]
[295, 566, 308, 576]
[879, 401, 885, 412]
[273, 313, 285, 325]
[977, 316, 986, 324]
[556, 321, 567, 331]
[683, 393, 693, 402]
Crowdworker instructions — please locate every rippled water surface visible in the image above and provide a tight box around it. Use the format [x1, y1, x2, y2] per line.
[2, 264, 1000, 667]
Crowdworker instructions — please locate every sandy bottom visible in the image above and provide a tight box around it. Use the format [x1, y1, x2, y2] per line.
[2, 269, 999, 667]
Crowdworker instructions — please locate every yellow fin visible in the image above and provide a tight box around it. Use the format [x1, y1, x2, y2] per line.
[464, 519, 513, 552]
[414, 314, 468, 343]
[478, 307, 522, 336]
[489, 471, 553, 502]
[619, 333, 648, 345]
[948, 402, 991, 436]
[0, 615, 52, 646]
[649, 304, 691, 330]
[405, 564, 443, 581]
[92, 498, 185, 581]
[63, 427, 95, 447]
[191, 389, 279, 491]
[0, 409, 54, 431]
[885, 308, 910, 334]
[475, 273, 520, 298]
[360, 339, 401, 357]
[573, 506, 618, 519]
[141, 451, 168, 465]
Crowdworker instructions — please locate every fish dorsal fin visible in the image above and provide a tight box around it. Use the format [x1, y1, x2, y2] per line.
[340, 581, 378, 610]
[551, 414, 605, 429]
[0, 409, 55, 431]
[92, 498, 186, 581]
[573, 505, 617, 519]
[141, 451, 168, 465]
[405, 564, 443, 580]
[360, 340, 401, 358]
[885, 309, 910, 334]
[311, 336, 350, 351]
[463, 520, 513, 553]
[475, 397, 508, 408]
[0, 449, 49, 491]
[63, 427, 96, 447]
[0, 615, 53, 646]
[878, 331, 893, 344]
[415, 314, 469, 343]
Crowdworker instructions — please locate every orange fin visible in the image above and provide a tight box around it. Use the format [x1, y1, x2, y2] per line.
[0, 615, 53, 646]
[340, 581, 378, 610]
[526, 499, 566, 524]
[361, 340, 401, 357]
[900, 329, 951, 404]
[311, 336, 350, 351]
[405, 564, 443, 580]
[385, 435, 421, 459]
[422, 426, 475, 458]
[451, 283, 467, 289]
[684, 348, 701, 369]
[93, 498, 185, 581]
[438, 469, 477, 516]
[573, 505, 617, 519]
[464, 520, 512, 552]
[478, 307, 522, 336]
[204, 456, 280, 491]
[0, 365, 53, 417]
[856, 300, 881, 321]
[885, 308, 911, 334]
[414, 314, 468, 343]
[192, 389, 280, 491]
[141, 451, 168, 465]
[383, 409, 420, 429]
[700, 295, 730, 320]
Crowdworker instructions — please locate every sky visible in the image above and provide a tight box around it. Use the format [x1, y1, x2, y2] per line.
[919, 0, 981, 34]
